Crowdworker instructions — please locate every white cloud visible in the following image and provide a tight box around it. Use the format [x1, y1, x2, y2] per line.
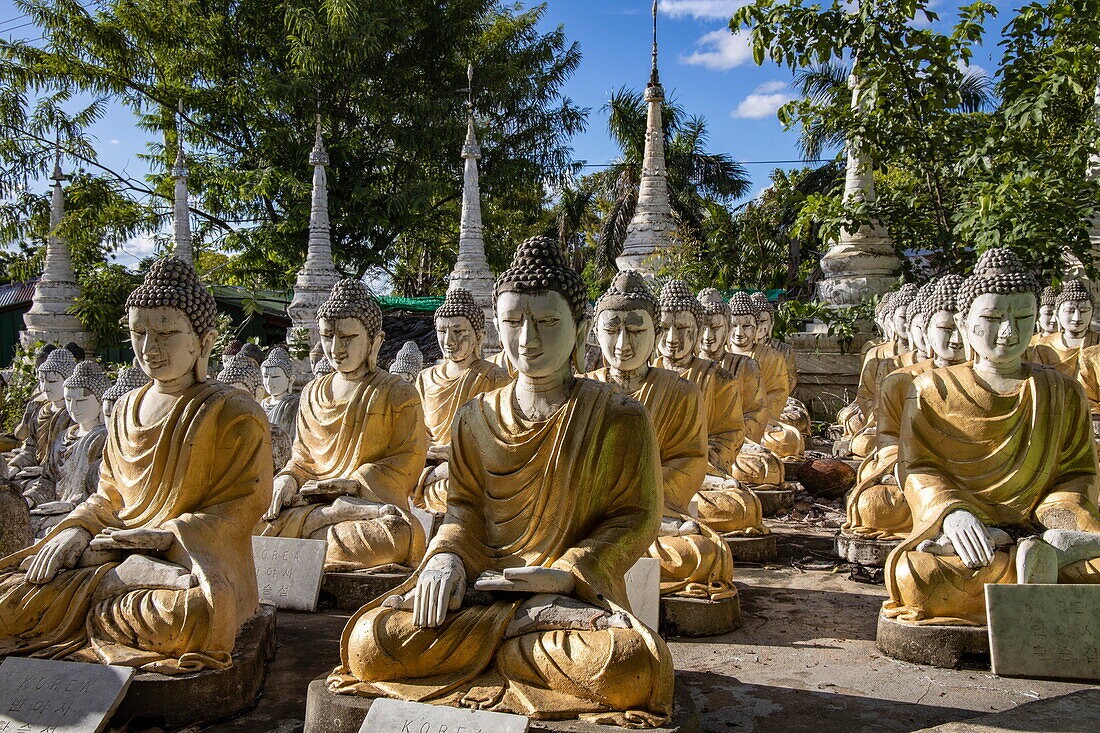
[660, 1, 748, 20]
[731, 82, 794, 119]
[109, 139, 120, 145]
[681, 29, 752, 71]
[955, 58, 987, 77]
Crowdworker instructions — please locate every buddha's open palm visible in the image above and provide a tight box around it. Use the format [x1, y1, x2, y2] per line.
[474, 566, 575, 595]
[89, 527, 175, 552]
[23, 527, 90, 584]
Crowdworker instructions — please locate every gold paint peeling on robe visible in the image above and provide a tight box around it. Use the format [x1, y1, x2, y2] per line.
[259, 370, 427, 571]
[883, 363, 1100, 625]
[330, 379, 674, 727]
[587, 367, 738, 599]
[0, 381, 272, 672]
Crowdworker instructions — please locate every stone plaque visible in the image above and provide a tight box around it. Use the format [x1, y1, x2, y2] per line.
[360, 698, 528, 733]
[0, 657, 133, 733]
[987, 583, 1099, 681]
[252, 535, 327, 611]
[625, 557, 660, 630]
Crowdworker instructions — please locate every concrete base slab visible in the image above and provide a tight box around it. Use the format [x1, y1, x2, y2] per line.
[660, 594, 742, 637]
[835, 531, 900, 567]
[754, 489, 795, 517]
[304, 673, 702, 733]
[320, 570, 409, 611]
[724, 533, 777, 562]
[876, 615, 989, 669]
[108, 603, 276, 730]
[913, 689, 1100, 732]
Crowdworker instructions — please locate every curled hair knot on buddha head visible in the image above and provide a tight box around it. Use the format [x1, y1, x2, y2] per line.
[63, 360, 111, 398]
[749, 291, 775, 315]
[102, 365, 151, 404]
[927, 274, 965, 315]
[596, 270, 659, 320]
[696, 287, 730, 319]
[436, 287, 485, 332]
[727, 291, 755, 318]
[658, 279, 705, 325]
[317, 278, 383, 335]
[125, 256, 218, 335]
[957, 248, 1039, 316]
[1056, 279, 1093, 308]
[494, 236, 587, 321]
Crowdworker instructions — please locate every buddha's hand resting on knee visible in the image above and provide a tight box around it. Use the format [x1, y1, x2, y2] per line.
[474, 566, 575, 595]
[942, 509, 996, 569]
[264, 475, 299, 520]
[659, 516, 699, 537]
[383, 552, 466, 628]
[23, 527, 91, 584]
[89, 527, 175, 553]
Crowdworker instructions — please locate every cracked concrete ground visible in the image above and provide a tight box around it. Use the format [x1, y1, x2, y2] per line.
[191, 522, 1093, 733]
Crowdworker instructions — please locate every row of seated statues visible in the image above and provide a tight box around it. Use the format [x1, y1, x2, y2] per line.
[836, 248, 1100, 632]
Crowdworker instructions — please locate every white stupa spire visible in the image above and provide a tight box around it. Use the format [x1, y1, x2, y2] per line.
[172, 100, 193, 264]
[616, 1, 680, 274]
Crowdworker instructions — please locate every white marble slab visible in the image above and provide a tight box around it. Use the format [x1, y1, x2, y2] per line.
[360, 697, 528, 733]
[252, 535, 327, 611]
[0, 657, 133, 733]
[626, 557, 661, 630]
[987, 583, 1099, 681]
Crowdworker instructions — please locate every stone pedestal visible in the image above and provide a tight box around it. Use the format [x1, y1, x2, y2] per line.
[754, 488, 796, 517]
[724, 533, 777, 562]
[876, 615, 989, 669]
[320, 570, 409, 611]
[834, 531, 900, 567]
[787, 327, 872, 420]
[108, 603, 277, 729]
[304, 673, 703, 733]
[659, 595, 741, 637]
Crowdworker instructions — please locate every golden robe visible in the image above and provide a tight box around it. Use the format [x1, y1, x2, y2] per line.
[711, 352, 765, 443]
[259, 370, 427, 571]
[843, 340, 902, 439]
[588, 367, 738, 598]
[1028, 331, 1100, 377]
[1076, 343, 1100, 419]
[10, 401, 74, 475]
[748, 344, 804, 459]
[883, 363, 1100, 625]
[0, 381, 271, 672]
[330, 379, 674, 727]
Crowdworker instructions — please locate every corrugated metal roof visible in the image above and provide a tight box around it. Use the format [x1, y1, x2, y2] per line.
[0, 278, 38, 309]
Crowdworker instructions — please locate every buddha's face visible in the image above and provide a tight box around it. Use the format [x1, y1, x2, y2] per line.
[596, 308, 655, 373]
[699, 313, 729, 358]
[656, 310, 698, 362]
[38, 371, 65, 405]
[391, 368, 416, 382]
[729, 314, 758, 351]
[262, 366, 291, 398]
[1057, 298, 1093, 338]
[908, 313, 928, 357]
[130, 307, 211, 384]
[64, 385, 101, 427]
[436, 315, 480, 365]
[1038, 304, 1058, 334]
[101, 398, 116, 423]
[893, 306, 910, 347]
[319, 316, 381, 375]
[497, 290, 584, 379]
[926, 310, 964, 363]
[755, 311, 774, 342]
[962, 292, 1036, 366]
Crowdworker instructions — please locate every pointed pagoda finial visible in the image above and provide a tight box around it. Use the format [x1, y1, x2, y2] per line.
[650, 0, 660, 87]
[171, 99, 193, 264]
[310, 114, 329, 167]
[462, 63, 481, 161]
[51, 133, 64, 183]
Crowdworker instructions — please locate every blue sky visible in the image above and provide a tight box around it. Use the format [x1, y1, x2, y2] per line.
[1, 0, 1013, 267]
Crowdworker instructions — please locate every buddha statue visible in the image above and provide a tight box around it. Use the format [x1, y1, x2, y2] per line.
[1028, 279, 1098, 376]
[218, 353, 264, 401]
[0, 256, 272, 673]
[844, 275, 966, 543]
[1033, 285, 1059, 343]
[11, 345, 77, 499]
[260, 347, 300, 439]
[655, 283, 770, 531]
[28, 361, 111, 538]
[882, 249, 1100, 628]
[389, 341, 424, 382]
[101, 364, 150, 423]
[836, 292, 897, 440]
[259, 278, 427, 572]
[750, 291, 812, 442]
[415, 287, 509, 514]
[313, 355, 335, 377]
[587, 272, 737, 600]
[329, 236, 674, 726]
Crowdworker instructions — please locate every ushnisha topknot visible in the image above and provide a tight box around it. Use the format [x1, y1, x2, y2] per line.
[658, 279, 705, 324]
[37, 347, 76, 379]
[1056, 279, 1093, 307]
[495, 235, 588, 320]
[893, 282, 919, 312]
[33, 344, 56, 368]
[101, 365, 151, 403]
[63, 360, 111, 398]
[218, 353, 262, 393]
[436, 287, 485, 332]
[313, 357, 335, 377]
[875, 291, 896, 320]
[1039, 285, 1059, 307]
[596, 270, 660, 320]
[927, 274, 966, 314]
[749, 291, 775, 314]
[697, 287, 730, 319]
[908, 282, 937, 325]
[317, 278, 383, 335]
[126, 256, 218, 335]
[727, 291, 756, 318]
[391, 341, 424, 374]
[261, 346, 295, 376]
[957, 248, 1039, 316]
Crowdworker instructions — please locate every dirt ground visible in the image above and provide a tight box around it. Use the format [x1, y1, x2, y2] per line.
[193, 522, 1094, 733]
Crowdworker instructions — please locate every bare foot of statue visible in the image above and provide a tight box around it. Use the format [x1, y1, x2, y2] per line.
[92, 553, 197, 602]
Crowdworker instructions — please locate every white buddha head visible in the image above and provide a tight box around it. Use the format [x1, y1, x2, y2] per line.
[696, 288, 729, 361]
[36, 347, 76, 407]
[260, 347, 295, 399]
[956, 249, 1038, 369]
[1037, 286, 1059, 336]
[1055, 280, 1094, 340]
[925, 275, 966, 365]
[656, 280, 703, 364]
[750, 292, 775, 343]
[595, 271, 659, 373]
[100, 365, 150, 423]
[389, 341, 423, 382]
[435, 288, 484, 367]
[727, 292, 759, 354]
[316, 279, 384, 379]
[63, 361, 110, 431]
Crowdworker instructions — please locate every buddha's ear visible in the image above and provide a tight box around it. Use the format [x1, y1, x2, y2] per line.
[573, 315, 592, 373]
[196, 327, 218, 382]
[368, 330, 385, 372]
